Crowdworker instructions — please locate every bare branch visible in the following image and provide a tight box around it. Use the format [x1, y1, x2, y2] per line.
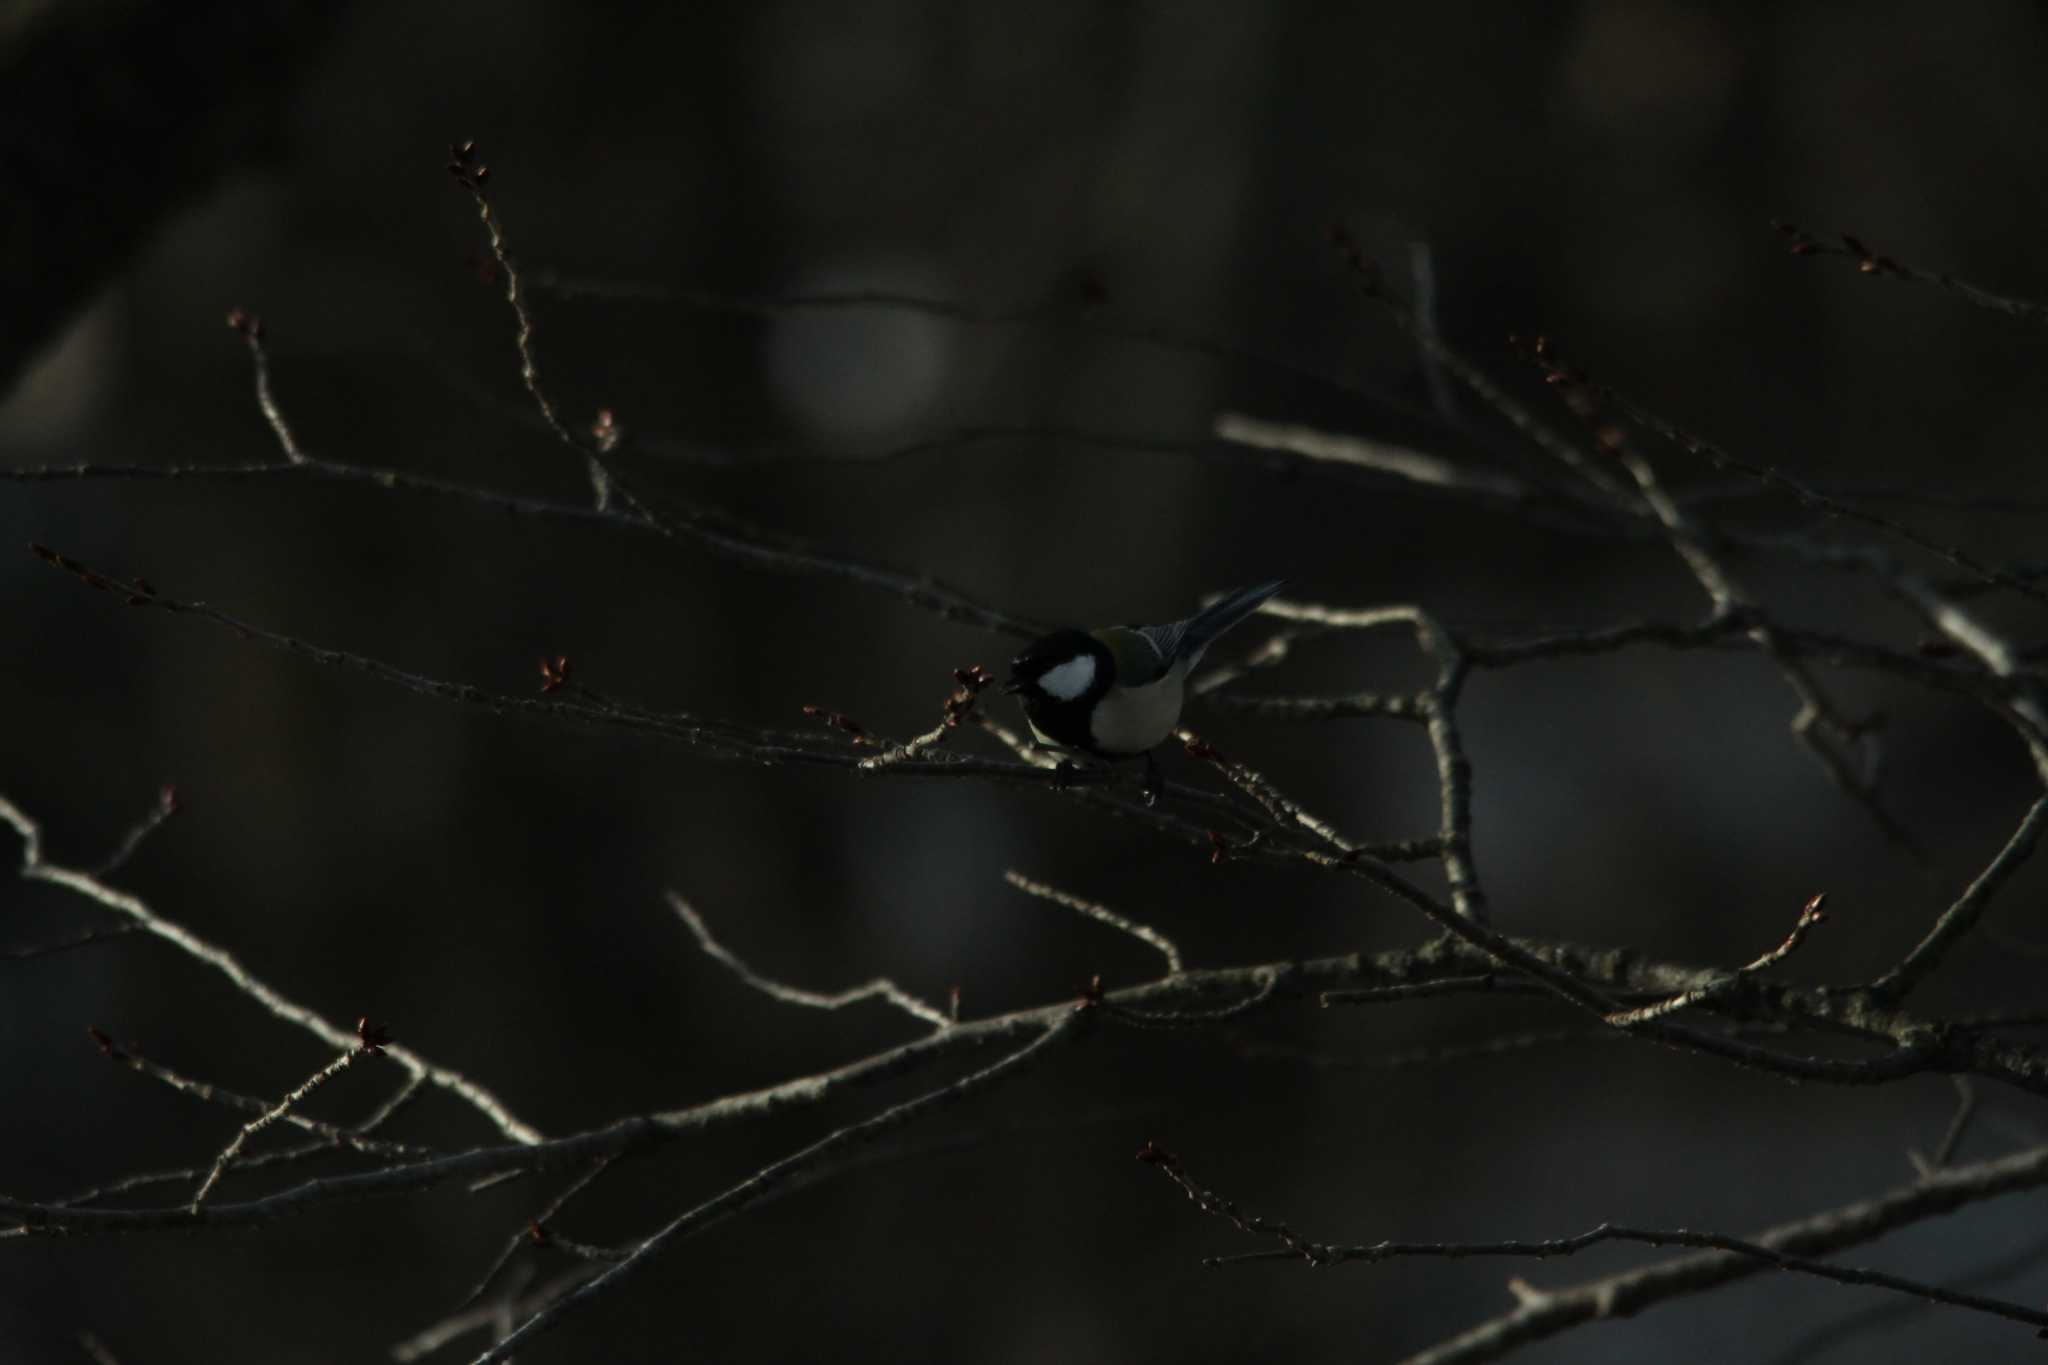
[7, 932, 2048, 1244]
[392, 1266, 600, 1364]
[1874, 796, 2048, 1001]
[7, 448, 1045, 636]
[81, 1028, 424, 1162]
[1100, 972, 1280, 1030]
[1910, 1077, 1981, 1177]
[1606, 377, 2048, 609]
[1766, 1226, 2048, 1365]
[445, 147, 1053, 636]
[1138, 1144, 2048, 1355]
[1003, 871, 1185, 975]
[16, 546, 1358, 869]
[457, 1157, 620, 1316]
[474, 1013, 1082, 1361]
[3, 921, 142, 962]
[445, 143, 609, 509]
[0, 791, 542, 1146]
[190, 1046, 374, 1207]
[1322, 974, 1530, 1008]
[225, 310, 308, 464]
[92, 784, 180, 877]
[1207, 688, 1430, 721]
[1607, 893, 1830, 1026]
[665, 892, 952, 1031]
[1327, 231, 1638, 510]
[1213, 411, 1530, 501]
[1396, 1138, 2048, 1363]
[1774, 220, 2048, 327]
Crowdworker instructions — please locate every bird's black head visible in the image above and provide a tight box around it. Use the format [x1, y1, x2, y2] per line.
[1006, 630, 1114, 703]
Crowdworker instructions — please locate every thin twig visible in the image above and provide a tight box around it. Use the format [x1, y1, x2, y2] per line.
[3, 921, 142, 962]
[666, 892, 952, 1031]
[191, 1047, 374, 1207]
[1766, 1226, 2048, 1365]
[226, 310, 307, 464]
[1874, 796, 2048, 1001]
[92, 784, 180, 877]
[1138, 1146, 2048, 1347]
[445, 144, 609, 510]
[1213, 411, 1529, 501]
[1322, 974, 1523, 1007]
[1398, 1138, 2048, 1363]
[27, 555, 2048, 1100]
[81, 1029, 423, 1161]
[1607, 893, 1830, 1026]
[458, 1157, 621, 1314]
[473, 1014, 1082, 1362]
[392, 1267, 601, 1364]
[1910, 1077, 1980, 1177]
[1527, 341, 1928, 864]
[447, 146, 1045, 634]
[7, 932, 2048, 1242]
[1607, 379, 2048, 609]
[0, 790, 542, 1146]
[1003, 870, 1185, 975]
[1774, 220, 2048, 327]
[1102, 973, 1280, 1030]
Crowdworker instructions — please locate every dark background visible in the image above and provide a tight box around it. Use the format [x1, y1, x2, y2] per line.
[6, 2, 2048, 1360]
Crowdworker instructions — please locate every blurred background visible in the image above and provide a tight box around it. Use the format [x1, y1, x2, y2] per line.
[6, 1, 2048, 1360]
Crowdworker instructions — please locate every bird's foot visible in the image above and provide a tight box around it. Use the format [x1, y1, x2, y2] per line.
[1140, 752, 1162, 807]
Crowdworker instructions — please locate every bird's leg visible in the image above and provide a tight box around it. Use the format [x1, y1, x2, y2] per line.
[1140, 750, 1162, 806]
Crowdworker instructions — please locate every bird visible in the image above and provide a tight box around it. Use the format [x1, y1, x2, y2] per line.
[1004, 580, 1285, 796]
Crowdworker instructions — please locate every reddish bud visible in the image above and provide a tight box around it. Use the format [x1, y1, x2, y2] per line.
[1075, 974, 1105, 1010]
[539, 655, 572, 695]
[1135, 1140, 1176, 1167]
[802, 705, 869, 743]
[355, 1017, 392, 1054]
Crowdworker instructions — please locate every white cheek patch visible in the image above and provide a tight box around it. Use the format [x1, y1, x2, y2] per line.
[1037, 654, 1097, 701]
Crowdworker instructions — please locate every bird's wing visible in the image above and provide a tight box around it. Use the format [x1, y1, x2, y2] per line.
[1131, 581, 1285, 672]
[1095, 626, 1170, 685]
[1126, 621, 1187, 679]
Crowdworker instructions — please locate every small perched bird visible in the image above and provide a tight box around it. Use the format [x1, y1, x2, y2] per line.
[1005, 581, 1285, 793]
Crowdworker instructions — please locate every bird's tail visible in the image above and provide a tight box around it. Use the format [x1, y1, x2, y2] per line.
[1171, 580, 1286, 667]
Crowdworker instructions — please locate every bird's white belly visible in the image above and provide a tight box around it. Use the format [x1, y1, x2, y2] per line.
[1088, 665, 1185, 755]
